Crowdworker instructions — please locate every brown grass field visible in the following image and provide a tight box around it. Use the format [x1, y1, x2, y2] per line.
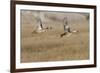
[21, 11, 89, 63]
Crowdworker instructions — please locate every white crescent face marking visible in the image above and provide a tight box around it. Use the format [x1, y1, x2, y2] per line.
[65, 25, 69, 29]
[38, 25, 42, 30]
[72, 30, 78, 33]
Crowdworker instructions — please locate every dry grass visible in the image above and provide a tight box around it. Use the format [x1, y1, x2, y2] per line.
[21, 22, 89, 62]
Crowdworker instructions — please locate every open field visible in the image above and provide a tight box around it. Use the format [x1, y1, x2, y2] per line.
[21, 11, 89, 63]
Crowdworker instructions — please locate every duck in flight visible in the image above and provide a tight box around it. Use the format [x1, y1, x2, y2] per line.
[60, 17, 79, 38]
